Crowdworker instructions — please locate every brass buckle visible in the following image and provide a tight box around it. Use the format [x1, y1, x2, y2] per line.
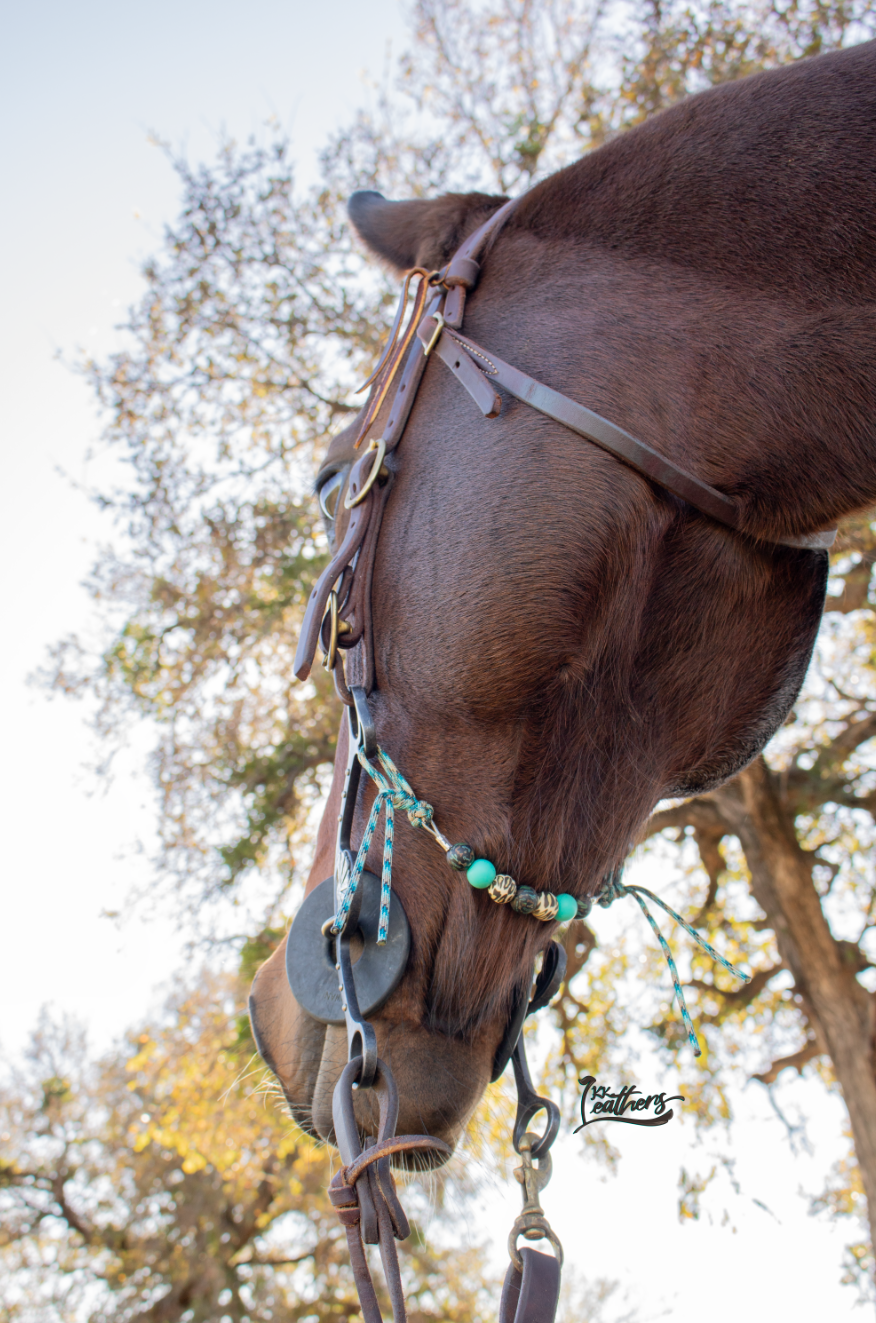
[422, 312, 446, 358]
[344, 438, 387, 510]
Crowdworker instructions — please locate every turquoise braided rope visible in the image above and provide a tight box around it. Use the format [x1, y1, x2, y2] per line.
[332, 745, 436, 944]
[332, 789, 386, 934]
[598, 870, 751, 1058]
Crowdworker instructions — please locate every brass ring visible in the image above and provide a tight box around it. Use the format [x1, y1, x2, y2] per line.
[508, 1222, 564, 1274]
[344, 438, 387, 509]
[422, 312, 446, 358]
[322, 590, 340, 671]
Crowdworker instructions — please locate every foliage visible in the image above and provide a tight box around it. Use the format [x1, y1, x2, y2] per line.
[49, 0, 875, 917]
[42, 0, 876, 1300]
[0, 976, 500, 1322]
[544, 517, 876, 1291]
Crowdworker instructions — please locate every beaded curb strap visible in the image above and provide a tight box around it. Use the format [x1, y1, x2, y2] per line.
[332, 743, 751, 1055]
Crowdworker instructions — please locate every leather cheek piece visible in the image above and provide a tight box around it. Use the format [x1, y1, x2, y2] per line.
[293, 451, 379, 681]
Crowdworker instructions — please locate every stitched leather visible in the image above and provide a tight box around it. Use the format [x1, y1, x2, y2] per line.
[438, 322, 741, 528]
[434, 322, 835, 551]
[424, 327, 502, 418]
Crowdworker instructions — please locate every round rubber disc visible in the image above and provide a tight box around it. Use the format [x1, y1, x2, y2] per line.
[285, 872, 411, 1025]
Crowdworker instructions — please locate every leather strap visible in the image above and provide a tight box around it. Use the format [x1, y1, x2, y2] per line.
[431, 329, 502, 418]
[352, 272, 435, 451]
[420, 318, 836, 551]
[499, 1247, 562, 1323]
[294, 193, 836, 686]
[329, 1057, 451, 1323]
[442, 197, 518, 327]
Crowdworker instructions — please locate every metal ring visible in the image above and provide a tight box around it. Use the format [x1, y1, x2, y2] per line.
[508, 1222, 564, 1273]
[344, 438, 387, 509]
[321, 590, 340, 671]
[422, 312, 446, 358]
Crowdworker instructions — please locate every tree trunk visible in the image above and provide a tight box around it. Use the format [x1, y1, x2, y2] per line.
[713, 758, 876, 1257]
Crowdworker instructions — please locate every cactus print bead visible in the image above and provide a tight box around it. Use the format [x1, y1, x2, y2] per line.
[511, 886, 539, 915]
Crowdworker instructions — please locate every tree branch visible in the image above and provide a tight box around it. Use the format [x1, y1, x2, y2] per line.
[753, 1038, 823, 1085]
[824, 553, 876, 614]
[686, 964, 783, 1008]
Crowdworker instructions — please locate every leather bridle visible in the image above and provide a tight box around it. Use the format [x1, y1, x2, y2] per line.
[293, 194, 835, 694]
[287, 194, 837, 1323]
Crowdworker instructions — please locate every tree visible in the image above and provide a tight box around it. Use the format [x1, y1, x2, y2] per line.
[550, 514, 876, 1298]
[44, 0, 876, 1301]
[0, 974, 501, 1322]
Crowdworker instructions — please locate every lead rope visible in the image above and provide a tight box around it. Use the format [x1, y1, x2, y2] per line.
[592, 867, 751, 1057]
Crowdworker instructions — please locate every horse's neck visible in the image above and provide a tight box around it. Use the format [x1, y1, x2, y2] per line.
[515, 42, 876, 538]
[531, 41, 876, 307]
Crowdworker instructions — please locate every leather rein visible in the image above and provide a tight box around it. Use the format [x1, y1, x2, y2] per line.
[289, 195, 837, 1323]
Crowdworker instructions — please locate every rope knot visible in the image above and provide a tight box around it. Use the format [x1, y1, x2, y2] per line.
[331, 745, 439, 945]
[596, 867, 627, 907]
[400, 797, 434, 828]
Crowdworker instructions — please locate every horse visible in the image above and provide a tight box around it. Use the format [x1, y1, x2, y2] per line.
[249, 40, 876, 1170]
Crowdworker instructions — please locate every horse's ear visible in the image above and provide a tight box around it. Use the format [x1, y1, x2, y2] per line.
[347, 189, 508, 274]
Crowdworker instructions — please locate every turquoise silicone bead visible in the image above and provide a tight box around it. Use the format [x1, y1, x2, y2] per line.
[556, 893, 577, 923]
[467, 859, 497, 890]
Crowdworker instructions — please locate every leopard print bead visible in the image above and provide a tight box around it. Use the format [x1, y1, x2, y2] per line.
[531, 891, 559, 922]
[489, 873, 518, 905]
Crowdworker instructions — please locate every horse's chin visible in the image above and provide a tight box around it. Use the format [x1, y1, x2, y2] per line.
[249, 954, 492, 1168]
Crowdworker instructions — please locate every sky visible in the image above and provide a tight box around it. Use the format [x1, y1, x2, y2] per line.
[0, 2, 865, 1318]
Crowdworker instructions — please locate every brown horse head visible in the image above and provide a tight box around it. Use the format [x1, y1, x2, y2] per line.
[250, 41, 876, 1156]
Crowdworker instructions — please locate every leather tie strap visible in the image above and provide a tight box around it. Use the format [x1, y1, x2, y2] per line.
[499, 1247, 563, 1323]
[330, 1057, 451, 1323]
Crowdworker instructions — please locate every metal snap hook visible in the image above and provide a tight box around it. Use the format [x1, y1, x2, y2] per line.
[507, 1132, 564, 1272]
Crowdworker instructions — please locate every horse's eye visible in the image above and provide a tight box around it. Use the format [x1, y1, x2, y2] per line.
[317, 471, 345, 520]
